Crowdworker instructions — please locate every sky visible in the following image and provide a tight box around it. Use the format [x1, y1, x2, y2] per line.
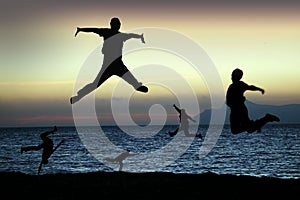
[0, 0, 299, 127]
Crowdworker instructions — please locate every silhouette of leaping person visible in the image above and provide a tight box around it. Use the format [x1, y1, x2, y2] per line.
[21, 126, 64, 175]
[70, 17, 148, 104]
[104, 149, 137, 171]
[168, 104, 202, 138]
[226, 68, 280, 134]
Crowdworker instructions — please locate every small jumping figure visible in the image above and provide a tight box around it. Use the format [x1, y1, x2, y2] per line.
[104, 149, 136, 171]
[226, 68, 280, 134]
[70, 17, 148, 104]
[21, 126, 64, 175]
[168, 104, 202, 138]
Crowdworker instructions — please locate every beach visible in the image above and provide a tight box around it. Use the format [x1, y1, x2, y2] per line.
[1, 171, 298, 199]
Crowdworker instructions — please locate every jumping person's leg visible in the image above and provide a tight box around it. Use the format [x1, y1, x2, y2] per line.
[104, 157, 117, 162]
[183, 129, 193, 137]
[229, 104, 251, 134]
[265, 113, 280, 122]
[251, 113, 280, 133]
[116, 60, 148, 93]
[119, 161, 123, 171]
[70, 67, 111, 104]
[21, 145, 42, 154]
[122, 71, 148, 93]
[71, 58, 149, 104]
[182, 128, 202, 138]
[168, 127, 179, 137]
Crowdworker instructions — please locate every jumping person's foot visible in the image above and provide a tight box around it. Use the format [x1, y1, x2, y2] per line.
[265, 113, 280, 122]
[135, 82, 148, 93]
[136, 85, 148, 93]
[70, 95, 80, 104]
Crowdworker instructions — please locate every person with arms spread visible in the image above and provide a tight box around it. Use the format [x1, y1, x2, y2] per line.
[70, 17, 148, 104]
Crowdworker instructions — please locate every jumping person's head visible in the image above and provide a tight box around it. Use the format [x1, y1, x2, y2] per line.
[110, 17, 121, 31]
[231, 68, 243, 82]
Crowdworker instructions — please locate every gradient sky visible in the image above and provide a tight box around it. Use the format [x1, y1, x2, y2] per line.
[1, 0, 299, 127]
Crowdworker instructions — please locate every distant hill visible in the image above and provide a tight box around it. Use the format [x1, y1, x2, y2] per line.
[197, 101, 300, 125]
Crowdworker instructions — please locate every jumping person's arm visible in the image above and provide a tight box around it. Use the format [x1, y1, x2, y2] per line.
[75, 27, 103, 37]
[247, 85, 265, 95]
[188, 116, 197, 123]
[125, 33, 145, 43]
[52, 140, 64, 154]
[21, 144, 43, 152]
[173, 104, 181, 113]
[186, 114, 196, 123]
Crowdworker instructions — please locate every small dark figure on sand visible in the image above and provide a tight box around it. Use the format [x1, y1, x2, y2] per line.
[226, 68, 280, 134]
[21, 126, 64, 175]
[70, 17, 148, 104]
[168, 104, 202, 138]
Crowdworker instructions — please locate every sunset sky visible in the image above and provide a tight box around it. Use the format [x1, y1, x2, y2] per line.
[1, 0, 299, 127]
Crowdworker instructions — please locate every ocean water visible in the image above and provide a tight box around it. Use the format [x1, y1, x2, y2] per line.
[0, 124, 299, 179]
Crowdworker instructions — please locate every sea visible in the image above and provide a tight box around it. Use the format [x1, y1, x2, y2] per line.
[0, 124, 299, 179]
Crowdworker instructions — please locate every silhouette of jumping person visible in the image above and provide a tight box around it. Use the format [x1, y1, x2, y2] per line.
[21, 126, 64, 175]
[70, 17, 148, 104]
[168, 104, 202, 138]
[226, 68, 280, 134]
[104, 149, 136, 171]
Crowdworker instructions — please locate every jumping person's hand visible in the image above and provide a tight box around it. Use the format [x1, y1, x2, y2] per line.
[140, 33, 145, 44]
[75, 27, 81, 37]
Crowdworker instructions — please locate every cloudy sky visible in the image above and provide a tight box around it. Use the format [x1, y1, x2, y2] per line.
[0, 0, 299, 127]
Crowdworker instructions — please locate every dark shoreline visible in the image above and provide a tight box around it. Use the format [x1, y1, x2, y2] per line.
[1, 171, 299, 199]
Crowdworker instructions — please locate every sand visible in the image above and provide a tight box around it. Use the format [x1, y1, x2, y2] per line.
[1, 171, 298, 199]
